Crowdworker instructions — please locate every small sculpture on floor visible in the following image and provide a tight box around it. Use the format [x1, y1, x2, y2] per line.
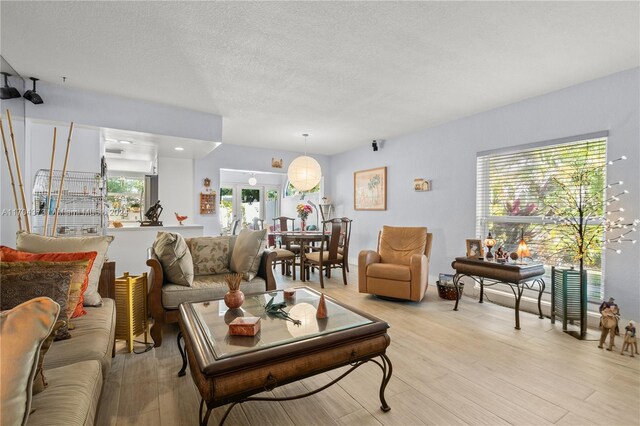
[620, 321, 638, 357]
[598, 304, 619, 351]
[599, 297, 620, 335]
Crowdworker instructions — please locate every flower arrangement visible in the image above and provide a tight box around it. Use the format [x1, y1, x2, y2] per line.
[296, 204, 313, 221]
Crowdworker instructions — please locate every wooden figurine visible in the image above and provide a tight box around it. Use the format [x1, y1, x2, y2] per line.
[620, 321, 638, 357]
[598, 304, 619, 351]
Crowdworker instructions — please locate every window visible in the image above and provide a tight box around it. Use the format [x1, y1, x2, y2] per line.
[476, 134, 607, 302]
[107, 176, 145, 223]
[284, 180, 320, 197]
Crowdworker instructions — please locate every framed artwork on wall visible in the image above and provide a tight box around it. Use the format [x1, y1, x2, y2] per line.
[354, 166, 387, 210]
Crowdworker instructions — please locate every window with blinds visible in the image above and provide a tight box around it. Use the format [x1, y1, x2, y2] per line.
[476, 135, 607, 301]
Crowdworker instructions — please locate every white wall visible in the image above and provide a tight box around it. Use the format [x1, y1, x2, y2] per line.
[330, 68, 640, 322]
[195, 144, 331, 236]
[25, 82, 222, 143]
[0, 83, 221, 248]
[157, 157, 194, 226]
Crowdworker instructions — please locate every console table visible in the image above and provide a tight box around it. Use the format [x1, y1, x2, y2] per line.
[451, 257, 546, 330]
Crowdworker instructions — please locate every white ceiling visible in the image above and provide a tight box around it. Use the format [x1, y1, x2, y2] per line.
[2, 1, 638, 155]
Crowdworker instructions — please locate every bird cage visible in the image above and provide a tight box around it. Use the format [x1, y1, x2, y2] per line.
[32, 169, 107, 237]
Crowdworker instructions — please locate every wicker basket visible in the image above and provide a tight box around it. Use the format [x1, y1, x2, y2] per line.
[436, 281, 464, 300]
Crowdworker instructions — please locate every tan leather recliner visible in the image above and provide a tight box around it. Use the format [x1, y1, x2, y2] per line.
[358, 226, 432, 302]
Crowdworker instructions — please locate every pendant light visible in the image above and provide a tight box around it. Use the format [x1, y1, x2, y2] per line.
[287, 133, 321, 192]
[248, 173, 257, 186]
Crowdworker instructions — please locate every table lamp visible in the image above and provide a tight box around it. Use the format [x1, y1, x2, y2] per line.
[516, 230, 530, 264]
[484, 232, 496, 260]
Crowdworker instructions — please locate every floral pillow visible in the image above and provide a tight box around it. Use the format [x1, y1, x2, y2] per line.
[190, 236, 232, 275]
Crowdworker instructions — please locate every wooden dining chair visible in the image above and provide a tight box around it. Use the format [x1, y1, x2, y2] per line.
[271, 216, 298, 278]
[302, 218, 350, 288]
[337, 217, 352, 272]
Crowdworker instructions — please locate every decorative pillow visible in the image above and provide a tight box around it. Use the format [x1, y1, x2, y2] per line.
[0, 267, 73, 340]
[0, 256, 93, 321]
[230, 229, 267, 281]
[153, 232, 194, 286]
[190, 236, 232, 275]
[0, 297, 60, 426]
[15, 232, 114, 306]
[0, 246, 97, 318]
[32, 320, 65, 395]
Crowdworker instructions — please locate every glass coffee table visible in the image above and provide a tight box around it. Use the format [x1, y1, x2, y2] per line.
[178, 287, 392, 425]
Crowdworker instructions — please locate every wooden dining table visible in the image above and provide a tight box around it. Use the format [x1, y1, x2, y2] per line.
[268, 231, 330, 282]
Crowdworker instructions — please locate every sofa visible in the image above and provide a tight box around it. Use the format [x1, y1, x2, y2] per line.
[0, 276, 115, 426]
[1, 239, 116, 426]
[146, 230, 277, 346]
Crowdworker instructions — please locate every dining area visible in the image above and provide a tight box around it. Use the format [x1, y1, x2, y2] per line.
[268, 216, 353, 288]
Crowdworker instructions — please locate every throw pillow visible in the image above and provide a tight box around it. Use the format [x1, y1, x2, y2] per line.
[190, 236, 232, 275]
[153, 232, 194, 286]
[32, 320, 65, 395]
[0, 267, 73, 340]
[0, 256, 93, 322]
[15, 232, 114, 306]
[0, 246, 97, 318]
[230, 228, 267, 281]
[0, 297, 60, 426]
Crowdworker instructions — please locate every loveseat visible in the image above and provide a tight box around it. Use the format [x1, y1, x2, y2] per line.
[146, 230, 277, 346]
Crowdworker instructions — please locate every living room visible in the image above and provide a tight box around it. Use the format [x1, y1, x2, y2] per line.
[1, 2, 639, 426]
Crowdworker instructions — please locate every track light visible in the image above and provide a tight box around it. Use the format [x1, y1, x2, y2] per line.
[1, 72, 21, 100]
[372, 140, 378, 151]
[23, 77, 43, 104]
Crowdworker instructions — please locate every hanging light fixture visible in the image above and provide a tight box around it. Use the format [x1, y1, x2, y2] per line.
[23, 77, 44, 104]
[287, 133, 321, 192]
[248, 173, 257, 186]
[1, 72, 21, 100]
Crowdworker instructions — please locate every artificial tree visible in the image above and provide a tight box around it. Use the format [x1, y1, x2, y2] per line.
[545, 155, 638, 339]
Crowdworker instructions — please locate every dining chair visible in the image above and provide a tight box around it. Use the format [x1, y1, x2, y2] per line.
[271, 216, 298, 279]
[302, 218, 350, 288]
[337, 217, 352, 272]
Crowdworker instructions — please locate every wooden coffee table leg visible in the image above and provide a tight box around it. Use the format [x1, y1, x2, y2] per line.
[177, 331, 187, 377]
[199, 399, 212, 426]
[378, 353, 393, 412]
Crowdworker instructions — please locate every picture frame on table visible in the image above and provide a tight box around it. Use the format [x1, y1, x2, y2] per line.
[354, 166, 387, 210]
[466, 239, 484, 258]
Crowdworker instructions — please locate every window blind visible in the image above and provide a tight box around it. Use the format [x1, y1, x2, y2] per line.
[476, 136, 607, 301]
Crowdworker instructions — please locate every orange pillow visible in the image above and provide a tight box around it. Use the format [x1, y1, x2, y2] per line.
[0, 246, 97, 318]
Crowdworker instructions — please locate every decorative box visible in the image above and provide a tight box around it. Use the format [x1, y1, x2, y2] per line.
[228, 316, 261, 336]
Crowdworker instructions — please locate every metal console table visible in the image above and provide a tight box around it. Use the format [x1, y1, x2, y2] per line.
[451, 257, 546, 330]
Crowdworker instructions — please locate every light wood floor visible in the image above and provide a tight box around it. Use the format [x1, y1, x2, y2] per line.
[97, 267, 640, 426]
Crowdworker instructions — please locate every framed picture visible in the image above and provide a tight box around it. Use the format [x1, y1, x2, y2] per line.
[354, 166, 387, 210]
[271, 158, 283, 168]
[466, 239, 484, 257]
[414, 178, 431, 192]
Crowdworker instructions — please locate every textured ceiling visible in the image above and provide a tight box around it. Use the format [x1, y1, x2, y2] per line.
[2, 1, 638, 155]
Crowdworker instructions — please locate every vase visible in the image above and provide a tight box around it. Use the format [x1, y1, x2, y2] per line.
[224, 289, 245, 309]
[301, 220, 306, 231]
